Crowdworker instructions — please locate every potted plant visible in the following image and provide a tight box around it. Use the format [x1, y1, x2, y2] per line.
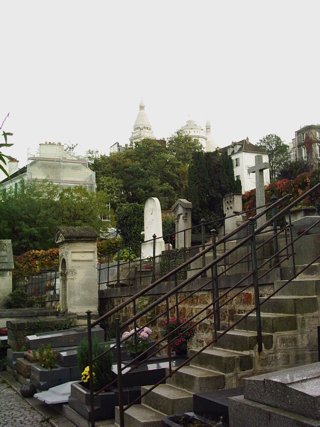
[163, 317, 194, 356]
[121, 326, 153, 360]
[69, 337, 115, 421]
[30, 344, 70, 390]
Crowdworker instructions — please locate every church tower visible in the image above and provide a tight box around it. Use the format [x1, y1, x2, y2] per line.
[205, 121, 216, 152]
[130, 101, 155, 145]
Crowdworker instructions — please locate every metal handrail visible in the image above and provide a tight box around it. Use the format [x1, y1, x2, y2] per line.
[87, 182, 320, 427]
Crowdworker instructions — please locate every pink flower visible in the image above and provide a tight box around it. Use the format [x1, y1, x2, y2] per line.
[139, 331, 149, 339]
[121, 331, 131, 339]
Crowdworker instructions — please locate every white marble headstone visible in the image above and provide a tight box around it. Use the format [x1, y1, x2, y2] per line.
[141, 197, 165, 258]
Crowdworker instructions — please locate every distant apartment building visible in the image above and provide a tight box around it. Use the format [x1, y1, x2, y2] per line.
[221, 138, 270, 193]
[291, 124, 320, 169]
[0, 142, 96, 193]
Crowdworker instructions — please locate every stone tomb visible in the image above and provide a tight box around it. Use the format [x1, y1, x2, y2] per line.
[229, 362, 320, 426]
[171, 199, 193, 249]
[55, 226, 99, 315]
[0, 240, 14, 307]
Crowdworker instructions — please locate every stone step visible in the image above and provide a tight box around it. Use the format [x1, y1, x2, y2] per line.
[216, 330, 273, 352]
[234, 313, 297, 333]
[141, 384, 193, 415]
[167, 365, 225, 393]
[260, 295, 318, 314]
[244, 361, 320, 420]
[229, 394, 320, 427]
[193, 386, 244, 423]
[115, 404, 164, 427]
[189, 347, 253, 373]
[26, 326, 104, 350]
[281, 263, 320, 280]
[274, 279, 320, 296]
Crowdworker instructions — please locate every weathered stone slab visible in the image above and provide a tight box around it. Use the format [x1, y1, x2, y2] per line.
[244, 362, 320, 420]
[26, 326, 104, 349]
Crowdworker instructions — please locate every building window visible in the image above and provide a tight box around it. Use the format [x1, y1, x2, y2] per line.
[234, 158, 240, 167]
[236, 175, 240, 181]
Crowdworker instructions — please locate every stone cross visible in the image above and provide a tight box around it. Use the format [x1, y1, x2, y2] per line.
[248, 155, 269, 227]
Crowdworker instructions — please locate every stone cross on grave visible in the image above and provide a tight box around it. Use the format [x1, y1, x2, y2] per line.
[248, 154, 269, 228]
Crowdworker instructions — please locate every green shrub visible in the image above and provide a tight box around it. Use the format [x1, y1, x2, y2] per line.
[33, 344, 57, 369]
[4, 289, 34, 308]
[77, 337, 113, 391]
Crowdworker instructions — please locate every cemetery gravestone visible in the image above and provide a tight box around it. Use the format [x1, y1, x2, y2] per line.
[0, 240, 14, 308]
[141, 197, 165, 259]
[171, 199, 192, 249]
[248, 155, 269, 228]
[222, 194, 243, 235]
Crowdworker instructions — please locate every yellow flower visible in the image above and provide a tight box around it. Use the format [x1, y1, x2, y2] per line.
[81, 366, 96, 383]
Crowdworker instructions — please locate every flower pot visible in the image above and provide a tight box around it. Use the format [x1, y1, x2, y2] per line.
[68, 381, 116, 420]
[30, 364, 70, 391]
[175, 347, 188, 357]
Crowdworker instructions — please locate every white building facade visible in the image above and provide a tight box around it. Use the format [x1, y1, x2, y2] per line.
[222, 138, 270, 193]
[0, 142, 96, 193]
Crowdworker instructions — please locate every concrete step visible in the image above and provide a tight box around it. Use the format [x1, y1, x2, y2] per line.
[274, 279, 320, 296]
[234, 313, 297, 333]
[141, 384, 193, 415]
[281, 263, 320, 280]
[244, 361, 320, 420]
[115, 404, 164, 427]
[189, 347, 253, 373]
[260, 295, 318, 314]
[167, 365, 225, 393]
[216, 330, 273, 352]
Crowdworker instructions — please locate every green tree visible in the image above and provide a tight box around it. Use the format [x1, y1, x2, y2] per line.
[277, 159, 310, 180]
[188, 151, 236, 227]
[0, 113, 13, 176]
[115, 203, 144, 254]
[0, 183, 108, 254]
[257, 134, 290, 182]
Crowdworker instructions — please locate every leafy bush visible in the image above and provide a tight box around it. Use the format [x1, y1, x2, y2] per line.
[77, 337, 113, 391]
[4, 289, 34, 308]
[33, 344, 57, 369]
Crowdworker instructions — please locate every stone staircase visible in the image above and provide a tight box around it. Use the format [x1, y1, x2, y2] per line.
[115, 274, 320, 426]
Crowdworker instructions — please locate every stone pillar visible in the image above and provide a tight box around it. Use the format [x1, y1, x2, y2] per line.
[0, 240, 14, 308]
[171, 199, 193, 248]
[55, 226, 99, 316]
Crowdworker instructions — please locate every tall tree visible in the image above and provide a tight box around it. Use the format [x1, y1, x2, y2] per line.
[257, 134, 290, 181]
[188, 151, 236, 226]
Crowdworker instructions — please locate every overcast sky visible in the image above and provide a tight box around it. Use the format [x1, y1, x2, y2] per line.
[1, 0, 320, 167]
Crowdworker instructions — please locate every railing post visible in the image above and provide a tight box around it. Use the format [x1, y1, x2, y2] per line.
[152, 234, 156, 282]
[210, 228, 220, 339]
[115, 317, 125, 427]
[86, 310, 95, 427]
[271, 194, 279, 268]
[249, 218, 263, 354]
[200, 218, 207, 277]
[287, 211, 296, 277]
[117, 250, 120, 286]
